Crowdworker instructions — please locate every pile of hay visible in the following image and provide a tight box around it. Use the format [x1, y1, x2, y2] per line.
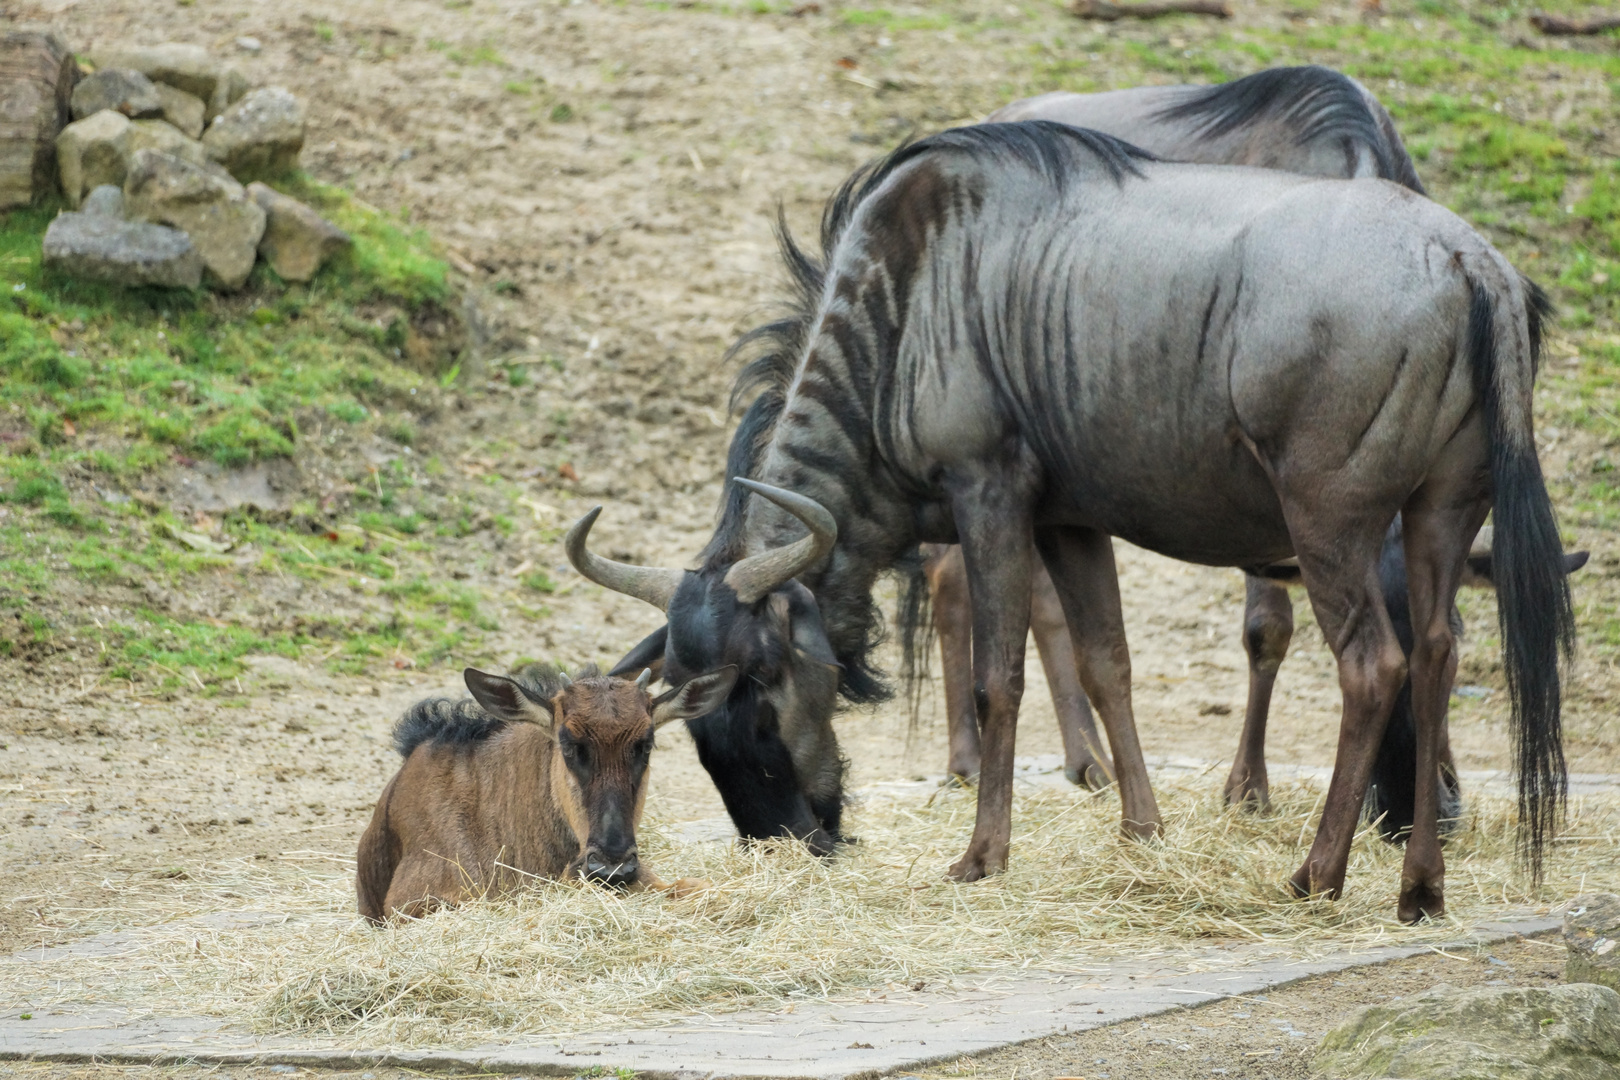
[22, 775, 1620, 1045]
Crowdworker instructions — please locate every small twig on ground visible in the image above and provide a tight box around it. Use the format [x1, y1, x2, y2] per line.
[1070, 0, 1230, 19]
[1529, 11, 1620, 33]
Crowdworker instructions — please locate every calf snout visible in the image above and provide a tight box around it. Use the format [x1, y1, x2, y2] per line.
[583, 847, 639, 887]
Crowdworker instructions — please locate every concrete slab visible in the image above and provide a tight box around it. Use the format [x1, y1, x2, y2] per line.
[0, 915, 1560, 1079]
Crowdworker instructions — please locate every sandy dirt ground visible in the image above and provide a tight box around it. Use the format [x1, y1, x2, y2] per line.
[2, 0, 1618, 1073]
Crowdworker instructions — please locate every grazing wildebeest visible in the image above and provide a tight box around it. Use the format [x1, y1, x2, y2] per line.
[913, 65, 1430, 804]
[356, 663, 735, 923]
[570, 120, 1572, 921]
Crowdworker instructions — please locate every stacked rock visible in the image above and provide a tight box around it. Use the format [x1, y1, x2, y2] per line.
[44, 41, 350, 291]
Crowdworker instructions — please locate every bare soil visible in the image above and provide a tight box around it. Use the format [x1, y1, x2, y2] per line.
[2, 0, 1618, 1073]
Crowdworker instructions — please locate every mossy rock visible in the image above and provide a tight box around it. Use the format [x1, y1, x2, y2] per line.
[1315, 983, 1620, 1079]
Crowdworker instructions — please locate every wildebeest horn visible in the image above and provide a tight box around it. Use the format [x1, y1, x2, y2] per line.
[723, 479, 837, 604]
[635, 668, 652, 689]
[564, 506, 684, 612]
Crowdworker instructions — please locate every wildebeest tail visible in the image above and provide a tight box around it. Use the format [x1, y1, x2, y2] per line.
[1466, 272, 1575, 879]
[895, 547, 934, 730]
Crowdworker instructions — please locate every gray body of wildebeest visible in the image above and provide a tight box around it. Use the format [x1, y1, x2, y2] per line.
[356, 663, 734, 923]
[915, 65, 1428, 808]
[569, 121, 1572, 922]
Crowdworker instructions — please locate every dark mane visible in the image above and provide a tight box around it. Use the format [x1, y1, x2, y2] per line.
[704, 122, 1151, 706]
[390, 663, 596, 757]
[1157, 65, 1426, 194]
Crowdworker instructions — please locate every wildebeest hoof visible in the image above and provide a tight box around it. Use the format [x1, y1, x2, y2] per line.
[1120, 816, 1163, 841]
[1223, 773, 1269, 811]
[1398, 880, 1445, 924]
[1287, 864, 1342, 901]
[1066, 763, 1113, 792]
[947, 844, 1006, 882]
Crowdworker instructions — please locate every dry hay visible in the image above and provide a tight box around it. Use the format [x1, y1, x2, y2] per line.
[14, 774, 1620, 1046]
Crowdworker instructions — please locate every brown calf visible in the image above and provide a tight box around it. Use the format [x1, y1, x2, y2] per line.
[357, 662, 736, 923]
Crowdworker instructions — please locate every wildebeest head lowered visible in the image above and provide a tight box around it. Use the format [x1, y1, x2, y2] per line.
[567, 479, 849, 855]
[356, 662, 736, 923]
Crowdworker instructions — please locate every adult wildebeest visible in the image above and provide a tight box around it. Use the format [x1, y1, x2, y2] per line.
[570, 120, 1572, 922]
[914, 65, 1430, 805]
[356, 663, 734, 923]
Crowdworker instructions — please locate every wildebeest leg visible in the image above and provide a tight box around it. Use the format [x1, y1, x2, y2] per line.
[945, 480, 1036, 882]
[1034, 525, 1163, 839]
[1395, 484, 1488, 922]
[1226, 574, 1293, 808]
[1285, 522, 1407, 902]
[923, 544, 983, 781]
[1030, 559, 1115, 789]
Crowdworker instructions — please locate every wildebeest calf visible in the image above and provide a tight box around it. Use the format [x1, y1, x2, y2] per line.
[357, 662, 736, 923]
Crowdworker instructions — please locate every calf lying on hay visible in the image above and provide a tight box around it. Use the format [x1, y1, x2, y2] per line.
[357, 662, 736, 922]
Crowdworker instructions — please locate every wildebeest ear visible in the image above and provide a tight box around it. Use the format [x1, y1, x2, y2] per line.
[463, 668, 555, 726]
[651, 665, 739, 727]
[608, 624, 667, 682]
[1458, 549, 1588, 590]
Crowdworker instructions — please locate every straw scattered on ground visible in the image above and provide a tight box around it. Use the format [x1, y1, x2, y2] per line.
[11, 775, 1618, 1046]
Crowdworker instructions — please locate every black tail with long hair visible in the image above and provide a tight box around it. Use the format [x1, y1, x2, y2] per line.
[1467, 277, 1574, 879]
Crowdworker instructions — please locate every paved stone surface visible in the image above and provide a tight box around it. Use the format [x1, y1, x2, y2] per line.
[0, 912, 1561, 1078]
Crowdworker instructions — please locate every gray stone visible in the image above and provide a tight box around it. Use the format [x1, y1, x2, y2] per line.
[207, 67, 250, 123]
[123, 149, 265, 290]
[1316, 982, 1620, 1079]
[128, 119, 208, 166]
[152, 83, 205, 139]
[94, 43, 218, 103]
[0, 30, 78, 209]
[1566, 893, 1620, 992]
[80, 183, 122, 217]
[69, 69, 163, 121]
[56, 112, 214, 207]
[42, 207, 202, 289]
[203, 86, 303, 181]
[247, 181, 351, 281]
[55, 109, 132, 207]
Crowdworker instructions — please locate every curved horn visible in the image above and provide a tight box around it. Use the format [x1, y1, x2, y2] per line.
[564, 506, 684, 612]
[635, 668, 652, 690]
[723, 478, 837, 604]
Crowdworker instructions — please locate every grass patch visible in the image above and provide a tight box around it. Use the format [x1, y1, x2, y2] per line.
[0, 178, 451, 479]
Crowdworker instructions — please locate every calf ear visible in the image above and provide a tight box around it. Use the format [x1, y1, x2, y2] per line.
[652, 665, 739, 727]
[464, 668, 555, 726]
[1565, 550, 1591, 575]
